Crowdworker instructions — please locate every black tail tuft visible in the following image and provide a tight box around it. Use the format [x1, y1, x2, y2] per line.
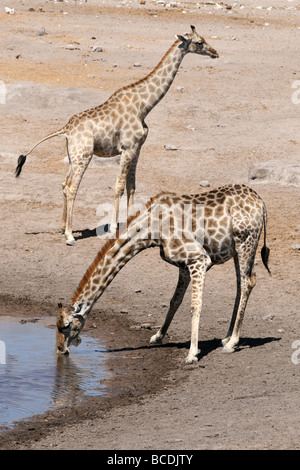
[261, 245, 271, 275]
[15, 155, 27, 177]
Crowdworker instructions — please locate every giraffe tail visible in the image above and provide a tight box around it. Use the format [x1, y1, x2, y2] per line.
[261, 206, 271, 275]
[15, 127, 67, 177]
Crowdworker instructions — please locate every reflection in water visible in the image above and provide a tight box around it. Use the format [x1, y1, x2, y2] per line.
[0, 317, 107, 429]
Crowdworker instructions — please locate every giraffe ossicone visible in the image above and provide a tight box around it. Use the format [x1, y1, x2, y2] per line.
[15, 25, 218, 246]
[56, 184, 271, 365]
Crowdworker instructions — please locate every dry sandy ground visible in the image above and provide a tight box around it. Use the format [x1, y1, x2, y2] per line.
[0, 0, 300, 450]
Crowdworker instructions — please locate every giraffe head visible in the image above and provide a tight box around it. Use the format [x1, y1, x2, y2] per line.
[56, 303, 87, 354]
[176, 25, 219, 59]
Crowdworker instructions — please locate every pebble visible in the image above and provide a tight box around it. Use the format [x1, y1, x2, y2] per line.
[65, 44, 80, 50]
[200, 181, 210, 188]
[5, 7, 15, 14]
[292, 245, 300, 251]
[36, 27, 46, 36]
[91, 46, 103, 52]
[164, 144, 178, 151]
[262, 314, 275, 322]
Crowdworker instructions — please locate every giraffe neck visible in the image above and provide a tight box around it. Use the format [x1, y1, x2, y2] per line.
[72, 214, 158, 311]
[134, 39, 187, 117]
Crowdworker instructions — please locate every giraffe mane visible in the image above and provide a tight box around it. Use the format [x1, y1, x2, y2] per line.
[71, 199, 154, 305]
[119, 39, 181, 93]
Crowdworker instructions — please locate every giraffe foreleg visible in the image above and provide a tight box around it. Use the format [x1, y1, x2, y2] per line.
[126, 124, 148, 216]
[150, 266, 190, 345]
[111, 148, 137, 233]
[185, 256, 209, 364]
[126, 154, 139, 216]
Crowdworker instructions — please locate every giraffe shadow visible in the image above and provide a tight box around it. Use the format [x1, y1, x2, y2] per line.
[73, 223, 124, 241]
[96, 336, 281, 361]
[26, 224, 123, 241]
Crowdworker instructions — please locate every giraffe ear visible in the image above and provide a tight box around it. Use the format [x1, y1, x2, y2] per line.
[176, 35, 191, 48]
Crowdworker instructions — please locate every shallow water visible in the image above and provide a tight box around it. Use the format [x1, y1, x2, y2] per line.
[0, 316, 107, 429]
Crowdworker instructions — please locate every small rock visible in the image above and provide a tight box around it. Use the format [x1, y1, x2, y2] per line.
[262, 314, 275, 322]
[120, 309, 128, 314]
[249, 161, 300, 187]
[36, 27, 46, 36]
[176, 86, 185, 92]
[65, 44, 80, 50]
[133, 62, 142, 67]
[292, 245, 300, 251]
[164, 144, 178, 151]
[141, 323, 152, 330]
[200, 180, 210, 188]
[91, 46, 103, 52]
[5, 7, 15, 14]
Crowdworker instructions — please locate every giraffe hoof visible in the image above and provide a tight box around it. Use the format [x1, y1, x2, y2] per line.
[221, 337, 230, 347]
[185, 354, 199, 364]
[66, 238, 76, 246]
[150, 333, 163, 344]
[221, 345, 235, 354]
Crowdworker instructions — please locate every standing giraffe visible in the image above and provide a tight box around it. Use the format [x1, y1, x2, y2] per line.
[56, 184, 271, 364]
[15, 26, 219, 246]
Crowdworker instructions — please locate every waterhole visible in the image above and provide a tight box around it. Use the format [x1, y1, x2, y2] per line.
[0, 316, 107, 430]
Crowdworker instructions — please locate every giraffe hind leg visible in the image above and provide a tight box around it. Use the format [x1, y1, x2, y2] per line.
[63, 154, 92, 245]
[221, 241, 257, 353]
[61, 166, 72, 233]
